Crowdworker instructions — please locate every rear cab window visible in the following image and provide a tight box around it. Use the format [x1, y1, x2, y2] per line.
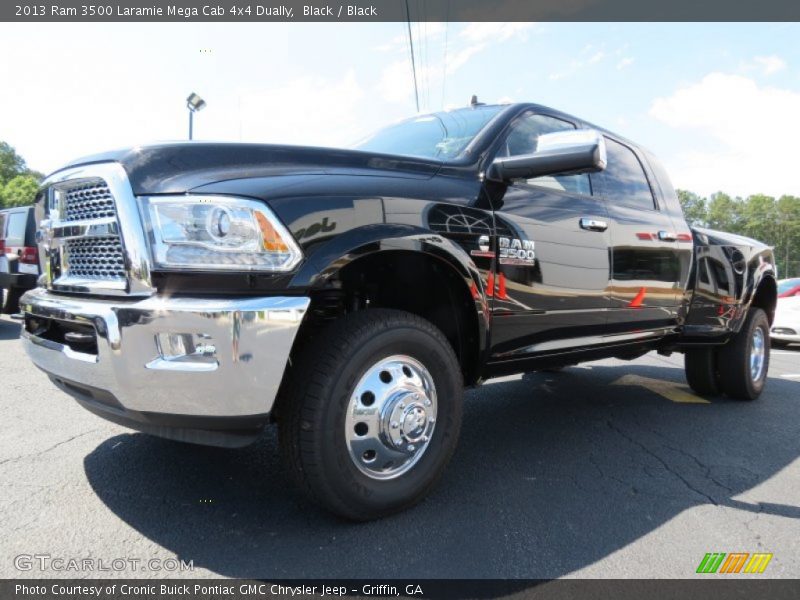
[5, 211, 29, 247]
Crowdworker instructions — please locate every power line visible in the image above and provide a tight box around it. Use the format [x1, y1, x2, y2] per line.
[441, 2, 449, 108]
[421, 1, 429, 110]
[404, 0, 420, 113]
[416, 0, 425, 110]
[421, 15, 427, 109]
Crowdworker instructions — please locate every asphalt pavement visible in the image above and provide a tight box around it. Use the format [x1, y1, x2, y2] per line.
[1, 314, 798, 579]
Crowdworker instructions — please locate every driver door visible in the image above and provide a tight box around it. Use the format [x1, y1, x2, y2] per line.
[486, 112, 614, 361]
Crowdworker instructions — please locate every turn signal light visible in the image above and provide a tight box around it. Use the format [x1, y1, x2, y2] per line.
[255, 212, 290, 253]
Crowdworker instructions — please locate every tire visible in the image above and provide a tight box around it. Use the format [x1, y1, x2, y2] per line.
[718, 307, 770, 401]
[771, 340, 789, 349]
[684, 347, 721, 396]
[279, 308, 463, 521]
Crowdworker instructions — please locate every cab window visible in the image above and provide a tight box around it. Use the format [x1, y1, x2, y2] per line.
[496, 113, 592, 196]
[5, 211, 28, 246]
[596, 138, 656, 210]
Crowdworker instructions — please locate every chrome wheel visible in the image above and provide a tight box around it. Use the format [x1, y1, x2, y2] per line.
[750, 327, 766, 382]
[345, 355, 437, 480]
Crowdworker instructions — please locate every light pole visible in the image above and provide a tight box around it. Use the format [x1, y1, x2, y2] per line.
[186, 92, 206, 140]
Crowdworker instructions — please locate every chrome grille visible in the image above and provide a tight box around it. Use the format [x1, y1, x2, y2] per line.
[62, 181, 116, 222]
[39, 163, 153, 296]
[64, 236, 126, 281]
[53, 177, 127, 284]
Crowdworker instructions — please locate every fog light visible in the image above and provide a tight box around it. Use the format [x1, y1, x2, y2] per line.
[157, 333, 190, 358]
[147, 333, 218, 372]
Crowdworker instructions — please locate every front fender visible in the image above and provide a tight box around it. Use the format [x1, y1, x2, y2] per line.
[292, 224, 482, 290]
[289, 223, 491, 371]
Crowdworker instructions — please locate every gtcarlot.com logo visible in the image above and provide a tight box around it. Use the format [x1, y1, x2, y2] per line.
[14, 554, 193, 573]
[696, 552, 773, 574]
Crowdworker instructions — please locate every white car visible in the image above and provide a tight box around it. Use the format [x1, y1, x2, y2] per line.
[771, 278, 800, 347]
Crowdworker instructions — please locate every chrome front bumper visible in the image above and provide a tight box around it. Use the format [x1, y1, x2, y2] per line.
[20, 288, 309, 429]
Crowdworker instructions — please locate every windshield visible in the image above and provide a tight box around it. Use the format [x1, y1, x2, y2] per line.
[778, 278, 800, 295]
[351, 105, 505, 161]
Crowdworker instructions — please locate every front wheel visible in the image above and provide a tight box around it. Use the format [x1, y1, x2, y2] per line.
[279, 309, 463, 520]
[718, 307, 770, 400]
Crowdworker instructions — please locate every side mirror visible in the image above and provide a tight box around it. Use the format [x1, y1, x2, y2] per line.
[487, 129, 607, 183]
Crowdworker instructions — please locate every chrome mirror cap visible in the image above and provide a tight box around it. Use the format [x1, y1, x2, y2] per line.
[487, 128, 607, 182]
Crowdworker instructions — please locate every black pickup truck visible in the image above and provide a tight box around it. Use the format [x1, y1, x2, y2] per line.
[20, 102, 777, 519]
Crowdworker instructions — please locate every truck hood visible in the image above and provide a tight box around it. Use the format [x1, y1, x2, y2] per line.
[55, 142, 442, 195]
[691, 226, 771, 249]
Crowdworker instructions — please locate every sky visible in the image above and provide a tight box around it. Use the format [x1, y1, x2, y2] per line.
[1, 22, 800, 197]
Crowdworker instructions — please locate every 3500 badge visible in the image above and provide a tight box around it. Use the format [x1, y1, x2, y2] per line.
[472, 235, 536, 266]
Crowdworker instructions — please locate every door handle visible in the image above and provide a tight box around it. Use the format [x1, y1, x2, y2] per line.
[658, 230, 678, 242]
[579, 217, 608, 232]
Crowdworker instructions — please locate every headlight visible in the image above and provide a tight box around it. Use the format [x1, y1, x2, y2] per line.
[143, 195, 302, 271]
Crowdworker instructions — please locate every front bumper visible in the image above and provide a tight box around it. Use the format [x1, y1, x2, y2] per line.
[20, 288, 309, 446]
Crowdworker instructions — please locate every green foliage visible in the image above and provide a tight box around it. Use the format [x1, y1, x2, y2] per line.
[678, 189, 800, 278]
[0, 141, 42, 208]
[1, 174, 40, 207]
[677, 190, 707, 226]
[706, 192, 742, 233]
[0, 141, 27, 185]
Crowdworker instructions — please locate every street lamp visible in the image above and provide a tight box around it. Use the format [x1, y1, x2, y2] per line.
[186, 92, 206, 140]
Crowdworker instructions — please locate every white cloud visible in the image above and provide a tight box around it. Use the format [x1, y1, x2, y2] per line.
[650, 73, 800, 196]
[587, 51, 606, 65]
[375, 22, 446, 53]
[616, 57, 634, 70]
[447, 44, 486, 72]
[239, 70, 366, 147]
[548, 44, 618, 80]
[377, 59, 418, 105]
[752, 55, 787, 75]
[458, 22, 536, 44]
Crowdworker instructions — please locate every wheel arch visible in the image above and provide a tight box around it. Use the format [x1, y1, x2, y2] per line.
[749, 274, 778, 325]
[289, 225, 490, 385]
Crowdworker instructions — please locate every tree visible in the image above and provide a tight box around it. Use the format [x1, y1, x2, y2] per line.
[0, 141, 43, 208]
[775, 195, 800, 277]
[741, 194, 778, 246]
[706, 192, 743, 233]
[677, 189, 707, 226]
[0, 174, 39, 207]
[0, 142, 28, 186]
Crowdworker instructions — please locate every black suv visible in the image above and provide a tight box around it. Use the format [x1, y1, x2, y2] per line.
[0, 206, 39, 314]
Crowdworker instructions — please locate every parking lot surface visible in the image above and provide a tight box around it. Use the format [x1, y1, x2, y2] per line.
[1, 314, 798, 579]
